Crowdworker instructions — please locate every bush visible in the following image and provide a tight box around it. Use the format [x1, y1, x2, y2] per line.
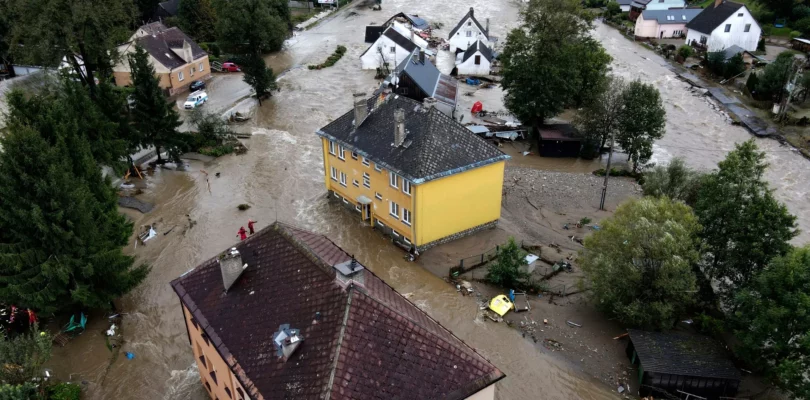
[757, 37, 766, 51]
[790, 30, 802, 40]
[486, 238, 529, 289]
[0, 383, 40, 400]
[677, 45, 693, 60]
[47, 383, 81, 400]
[606, 1, 621, 17]
[198, 144, 236, 157]
[642, 158, 703, 205]
[308, 45, 347, 70]
[592, 167, 642, 180]
[237, 204, 251, 211]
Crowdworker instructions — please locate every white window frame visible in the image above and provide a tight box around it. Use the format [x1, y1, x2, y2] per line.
[392, 230, 400, 237]
[389, 201, 399, 219]
[403, 237, 411, 245]
[361, 157, 370, 167]
[402, 180, 411, 195]
[389, 172, 398, 189]
[363, 172, 371, 188]
[330, 167, 337, 181]
[199, 62, 204, 71]
[342, 197, 349, 204]
[334, 192, 340, 198]
[351, 151, 358, 160]
[390, 46, 396, 53]
[724, 24, 731, 32]
[374, 163, 382, 172]
[190, 66, 195, 76]
[403, 208, 411, 225]
[744, 24, 751, 32]
[352, 179, 359, 187]
[178, 71, 185, 81]
[338, 145, 345, 160]
[375, 192, 383, 200]
[355, 205, 361, 212]
[377, 220, 386, 228]
[466, 31, 472, 37]
[339, 172, 347, 186]
[329, 141, 336, 155]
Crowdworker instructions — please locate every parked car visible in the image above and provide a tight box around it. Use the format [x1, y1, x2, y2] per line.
[184, 91, 208, 110]
[189, 80, 205, 92]
[222, 62, 241, 72]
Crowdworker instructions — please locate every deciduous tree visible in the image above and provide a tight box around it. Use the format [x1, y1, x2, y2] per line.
[731, 246, 810, 399]
[575, 76, 626, 150]
[580, 197, 701, 330]
[694, 140, 797, 298]
[616, 80, 666, 172]
[641, 158, 703, 205]
[128, 46, 186, 163]
[178, 0, 218, 42]
[0, 325, 50, 385]
[486, 238, 530, 289]
[215, 0, 289, 54]
[241, 53, 278, 105]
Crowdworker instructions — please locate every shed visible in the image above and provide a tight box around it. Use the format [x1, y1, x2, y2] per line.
[627, 330, 741, 400]
[536, 124, 583, 157]
[792, 38, 810, 53]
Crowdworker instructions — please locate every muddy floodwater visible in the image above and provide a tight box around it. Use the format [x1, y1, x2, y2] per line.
[44, 1, 810, 399]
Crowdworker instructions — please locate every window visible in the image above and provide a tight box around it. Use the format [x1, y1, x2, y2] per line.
[402, 180, 411, 195]
[355, 205, 361, 212]
[351, 152, 358, 160]
[353, 179, 359, 187]
[375, 192, 382, 200]
[199, 354, 207, 367]
[466, 30, 472, 37]
[338, 145, 345, 160]
[737, 12, 743, 16]
[205, 382, 211, 392]
[329, 141, 336, 155]
[199, 62, 204, 71]
[377, 220, 386, 228]
[403, 208, 411, 225]
[342, 197, 349, 204]
[210, 370, 218, 384]
[390, 46, 396, 53]
[474, 55, 481, 65]
[700, 35, 708, 44]
[374, 163, 382, 172]
[362, 156, 370, 166]
[389, 172, 398, 188]
[178, 71, 184, 81]
[339, 172, 347, 186]
[330, 167, 337, 181]
[392, 230, 400, 237]
[467, 21, 471, 26]
[237, 388, 245, 400]
[389, 201, 400, 219]
[363, 172, 370, 188]
[225, 387, 232, 399]
[190, 66, 195, 76]
[744, 23, 751, 32]
[403, 237, 411, 245]
[202, 332, 210, 346]
[724, 24, 731, 32]
[334, 192, 340, 198]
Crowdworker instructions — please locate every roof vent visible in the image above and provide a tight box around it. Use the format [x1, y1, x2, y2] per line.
[422, 97, 437, 112]
[272, 324, 303, 362]
[333, 256, 365, 286]
[219, 248, 248, 292]
[353, 92, 368, 127]
[393, 107, 407, 147]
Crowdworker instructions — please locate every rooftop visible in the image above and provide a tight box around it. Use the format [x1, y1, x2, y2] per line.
[537, 124, 583, 142]
[385, 12, 430, 30]
[628, 329, 741, 381]
[449, 7, 490, 41]
[462, 40, 494, 63]
[131, 24, 207, 70]
[685, 1, 745, 34]
[317, 95, 508, 184]
[171, 222, 504, 399]
[393, 51, 457, 106]
[640, 8, 703, 24]
[360, 26, 419, 58]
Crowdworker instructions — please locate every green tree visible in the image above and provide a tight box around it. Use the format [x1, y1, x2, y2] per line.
[179, 0, 219, 42]
[730, 246, 810, 399]
[0, 325, 51, 385]
[241, 53, 278, 105]
[575, 76, 626, 150]
[0, 383, 40, 400]
[500, 0, 611, 127]
[641, 158, 703, 205]
[215, 0, 289, 54]
[0, 1, 13, 78]
[486, 238, 530, 289]
[6, 0, 135, 98]
[580, 197, 701, 330]
[746, 71, 760, 95]
[694, 141, 797, 299]
[616, 80, 666, 172]
[128, 46, 186, 163]
[676, 45, 693, 61]
[757, 52, 795, 102]
[724, 53, 746, 79]
[606, 1, 621, 17]
[706, 50, 727, 77]
[189, 109, 232, 145]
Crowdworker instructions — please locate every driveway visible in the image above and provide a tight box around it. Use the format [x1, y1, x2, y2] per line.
[175, 72, 254, 131]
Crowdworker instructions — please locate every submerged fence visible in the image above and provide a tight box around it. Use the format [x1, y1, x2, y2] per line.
[449, 240, 527, 278]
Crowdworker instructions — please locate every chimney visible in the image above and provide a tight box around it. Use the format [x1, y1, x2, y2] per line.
[714, 0, 722, 7]
[353, 92, 368, 127]
[393, 107, 406, 147]
[220, 248, 247, 292]
[273, 324, 303, 362]
[422, 97, 437, 111]
[486, 18, 490, 35]
[333, 257, 365, 286]
[419, 48, 425, 64]
[470, 7, 474, 17]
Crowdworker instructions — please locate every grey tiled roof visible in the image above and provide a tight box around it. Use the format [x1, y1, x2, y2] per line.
[170, 222, 504, 400]
[628, 330, 741, 380]
[462, 40, 494, 63]
[135, 26, 207, 70]
[449, 7, 490, 40]
[317, 95, 508, 183]
[640, 9, 703, 24]
[686, 1, 744, 34]
[359, 26, 418, 58]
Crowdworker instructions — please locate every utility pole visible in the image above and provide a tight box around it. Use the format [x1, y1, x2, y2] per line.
[599, 131, 615, 211]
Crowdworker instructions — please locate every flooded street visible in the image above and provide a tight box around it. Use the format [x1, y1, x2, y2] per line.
[592, 23, 810, 243]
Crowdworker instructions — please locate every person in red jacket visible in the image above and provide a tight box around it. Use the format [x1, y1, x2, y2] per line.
[237, 226, 247, 241]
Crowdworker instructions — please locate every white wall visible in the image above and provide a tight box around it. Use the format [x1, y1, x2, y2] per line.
[620, 4, 631, 11]
[456, 51, 491, 76]
[360, 36, 414, 70]
[685, 28, 709, 48]
[391, 21, 428, 49]
[634, 14, 659, 37]
[465, 384, 496, 400]
[645, 0, 686, 10]
[706, 5, 761, 51]
[449, 16, 488, 52]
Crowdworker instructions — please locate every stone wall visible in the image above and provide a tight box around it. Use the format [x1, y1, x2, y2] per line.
[416, 220, 498, 252]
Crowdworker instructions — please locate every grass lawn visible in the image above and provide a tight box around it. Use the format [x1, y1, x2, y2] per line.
[768, 26, 794, 37]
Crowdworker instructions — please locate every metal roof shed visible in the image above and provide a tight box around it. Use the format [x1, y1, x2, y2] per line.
[627, 329, 742, 400]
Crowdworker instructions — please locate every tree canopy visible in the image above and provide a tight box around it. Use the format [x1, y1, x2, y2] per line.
[641, 158, 703, 205]
[486, 238, 530, 289]
[575, 76, 626, 150]
[242, 53, 278, 105]
[179, 0, 218, 42]
[215, 0, 289, 54]
[500, 0, 611, 127]
[0, 325, 50, 385]
[616, 80, 667, 172]
[581, 197, 701, 330]
[694, 140, 797, 299]
[731, 246, 810, 398]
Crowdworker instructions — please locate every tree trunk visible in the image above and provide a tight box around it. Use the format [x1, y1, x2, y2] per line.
[156, 145, 163, 163]
[77, 43, 98, 99]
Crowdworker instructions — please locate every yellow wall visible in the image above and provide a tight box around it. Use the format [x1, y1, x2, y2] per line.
[414, 161, 505, 245]
[182, 305, 250, 400]
[168, 56, 211, 92]
[321, 138, 415, 242]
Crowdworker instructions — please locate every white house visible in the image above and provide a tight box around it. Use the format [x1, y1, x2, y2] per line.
[391, 21, 429, 50]
[455, 40, 493, 76]
[360, 26, 419, 70]
[448, 7, 491, 53]
[685, 0, 761, 52]
[634, 9, 702, 39]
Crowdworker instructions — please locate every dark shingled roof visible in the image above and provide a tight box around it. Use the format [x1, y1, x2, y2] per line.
[171, 223, 504, 400]
[462, 40, 494, 63]
[360, 27, 418, 58]
[537, 124, 583, 142]
[449, 7, 490, 40]
[628, 330, 742, 381]
[393, 51, 457, 107]
[158, 0, 180, 16]
[685, 1, 744, 34]
[384, 12, 430, 30]
[365, 25, 385, 43]
[135, 26, 207, 70]
[317, 95, 508, 183]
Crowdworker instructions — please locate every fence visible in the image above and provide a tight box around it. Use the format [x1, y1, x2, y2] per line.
[449, 240, 528, 278]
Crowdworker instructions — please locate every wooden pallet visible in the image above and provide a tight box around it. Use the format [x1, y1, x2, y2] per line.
[52, 332, 70, 347]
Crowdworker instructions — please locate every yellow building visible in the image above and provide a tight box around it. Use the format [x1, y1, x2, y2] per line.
[316, 94, 509, 250]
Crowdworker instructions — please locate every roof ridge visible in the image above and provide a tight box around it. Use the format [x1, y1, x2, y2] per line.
[324, 286, 354, 400]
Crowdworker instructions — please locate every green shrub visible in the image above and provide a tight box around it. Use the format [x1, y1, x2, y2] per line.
[48, 383, 81, 400]
[308, 45, 347, 70]
[790, 30, 802, 40]
[677, 45, 693, 60]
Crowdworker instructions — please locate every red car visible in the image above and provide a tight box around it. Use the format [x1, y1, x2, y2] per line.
[222, 62, 241, 72]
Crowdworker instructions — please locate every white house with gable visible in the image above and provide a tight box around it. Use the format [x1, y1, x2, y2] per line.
[448, 7, 491, 53]
[685, 0, 761, 51]
[360, 26, 420, 70]
[455, 40, 493, 76]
